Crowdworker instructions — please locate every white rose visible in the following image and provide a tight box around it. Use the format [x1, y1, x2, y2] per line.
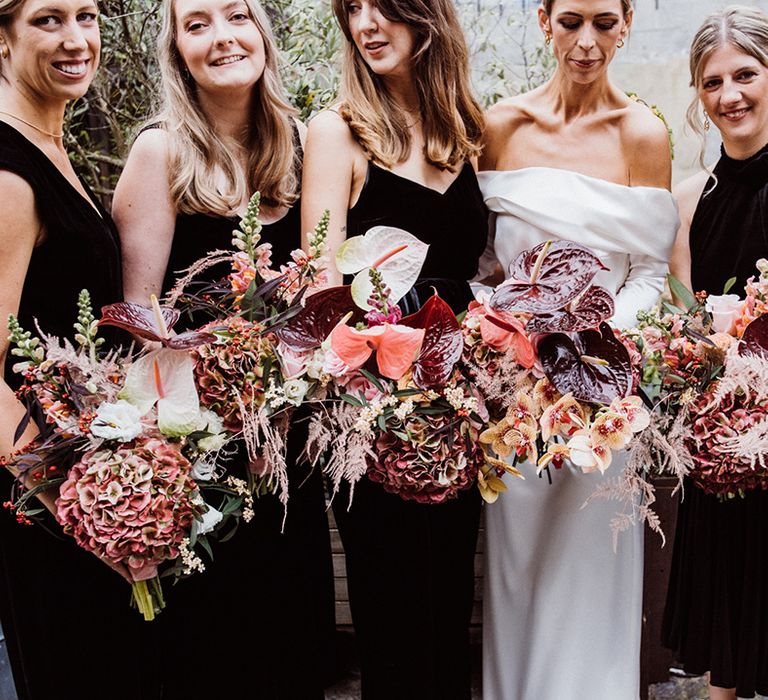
[283, 378, 309, 406]
[195, 409, 227, 452]
[191, 458, 217, 481]
[306, 348, 327, 380]
[197, 503, 223, 535]
[705, 294, 743, 334]
[90, 400, 143, 442]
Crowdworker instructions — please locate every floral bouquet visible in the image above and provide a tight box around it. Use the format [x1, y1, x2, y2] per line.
[633, 262, 768, 497]
[164, 194, 330, 504]
[278, 227, 490, 504]
[5, 292, 245, 620]
[462, 241, 650, 503]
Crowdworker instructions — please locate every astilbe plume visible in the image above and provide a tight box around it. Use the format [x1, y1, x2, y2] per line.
[367, 414, 483, 504]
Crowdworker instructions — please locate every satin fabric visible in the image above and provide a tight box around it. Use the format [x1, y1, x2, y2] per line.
[478, 167, 678, 700]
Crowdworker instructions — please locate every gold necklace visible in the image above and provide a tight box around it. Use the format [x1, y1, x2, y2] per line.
[0, 110, 64, 138]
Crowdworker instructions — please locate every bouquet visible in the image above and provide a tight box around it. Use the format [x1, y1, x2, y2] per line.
[5, 292, 240, 620]
[634, 263, 768, 497]
[462, 241, 650, 503]
[279, 226, 490, 504]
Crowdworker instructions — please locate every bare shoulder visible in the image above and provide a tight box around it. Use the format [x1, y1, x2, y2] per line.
[126, 127, 171, 167]
[482, 95, 535, 169]
[0, 170, 38, 236]
[293, 117, 308, 148]
[674, 170, 710, 226]
[0, 169, 35, 208]
[621, 100, 672, 188]
[307, 108, 355, 143]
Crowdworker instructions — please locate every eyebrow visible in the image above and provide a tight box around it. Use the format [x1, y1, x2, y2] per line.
[703, 64, 760, 80]
[179, 0, 246, 19]
[557, 11, 620, 18]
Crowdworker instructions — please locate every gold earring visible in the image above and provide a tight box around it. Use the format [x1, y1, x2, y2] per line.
[617, 37, 625, 49]
[0, 46, 8, 60]
[703, 112, 711, 132]
[545, 33, 552, 47]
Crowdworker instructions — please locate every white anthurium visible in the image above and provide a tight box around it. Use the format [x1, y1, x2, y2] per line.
[335, 226, 429, 311]
[119, 347, 201, 437]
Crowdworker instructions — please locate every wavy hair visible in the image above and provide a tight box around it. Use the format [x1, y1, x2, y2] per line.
[152, 0, 298, 216]
[331, 0, 483, 171]
[687, 5, 768, 171]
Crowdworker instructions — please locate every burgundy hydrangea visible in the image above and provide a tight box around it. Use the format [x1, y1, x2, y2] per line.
[367, 415, 483, 504]
[686, 390, 768, 496]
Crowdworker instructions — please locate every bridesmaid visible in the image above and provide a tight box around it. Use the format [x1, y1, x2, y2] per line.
[664, 7, 768, 700]
[301, 1, 486, 698]
[112, 0, 334, 697]
[0, 1, 153, 698]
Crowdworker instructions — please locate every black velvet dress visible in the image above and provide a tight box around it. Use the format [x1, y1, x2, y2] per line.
[0, 122, 158, 699]
[662, 144, 768, 697]
[332, 161, 488, 700]
[155, 200, 336, 699]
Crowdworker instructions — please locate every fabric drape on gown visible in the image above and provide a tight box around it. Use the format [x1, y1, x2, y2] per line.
[478, 167, 678, 700]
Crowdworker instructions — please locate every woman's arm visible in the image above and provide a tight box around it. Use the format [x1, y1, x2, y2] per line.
[301, 110, 362, 286]
[669, 171, 710, 294]
[112, 129, 177, 306]
[0, 171, 43, 459]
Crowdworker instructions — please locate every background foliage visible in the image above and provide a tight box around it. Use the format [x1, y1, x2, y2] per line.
[69, 0, 553, 201]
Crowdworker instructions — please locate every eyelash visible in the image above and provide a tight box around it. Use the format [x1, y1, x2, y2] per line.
[34, 12, 97, 27]
[704, 71, 758, 89]
[559, 20, 618, 31]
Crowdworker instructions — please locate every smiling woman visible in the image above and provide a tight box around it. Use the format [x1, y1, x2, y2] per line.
[0, 1, 158, 699]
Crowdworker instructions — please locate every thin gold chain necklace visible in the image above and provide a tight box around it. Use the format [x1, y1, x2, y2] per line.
[0, 110, 64, 138]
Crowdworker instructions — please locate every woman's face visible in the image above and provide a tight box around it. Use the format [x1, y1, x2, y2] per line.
[539, 0, 631, 85]
[0, 0, 100, 103]
[346, 0, 416, 81]
[174, 0, 266, 96]
[699, 43, 768, 148]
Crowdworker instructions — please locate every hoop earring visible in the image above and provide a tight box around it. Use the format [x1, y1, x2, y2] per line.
[703, 112, 711, 132]
[617, 37, 625, 49]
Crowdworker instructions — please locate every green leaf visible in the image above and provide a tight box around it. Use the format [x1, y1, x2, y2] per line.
[667, 274, 697, 311]
[359, 368, 386, 392]
[377, 414, 387, 431]
[723, 277, 737, 294]
[198, 536, 214, 561]
[340, 393, 363, 407]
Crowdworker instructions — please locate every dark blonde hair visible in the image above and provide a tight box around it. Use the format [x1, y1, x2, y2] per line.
[331, 0, 483, 171]
[541, 0, 632, 16]
[153, 0, 298, 216]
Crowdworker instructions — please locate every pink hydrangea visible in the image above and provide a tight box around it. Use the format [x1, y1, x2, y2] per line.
[56, 434, 201, 581]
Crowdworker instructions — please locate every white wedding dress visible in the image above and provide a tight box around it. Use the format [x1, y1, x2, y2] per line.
[478, 168, 679, 700]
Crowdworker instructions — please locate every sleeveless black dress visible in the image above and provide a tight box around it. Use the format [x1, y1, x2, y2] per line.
[662, 144, 768, 697]
[154, 199, 335, 699]
[332, 160, 488, 700]
[0, 122, 157, 699]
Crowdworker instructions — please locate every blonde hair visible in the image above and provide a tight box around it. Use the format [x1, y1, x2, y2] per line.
[331, 0, 483, 171]
[687, 5, 768, 170]
[541, 0, 631, 16]
[152, 0, 298, 216]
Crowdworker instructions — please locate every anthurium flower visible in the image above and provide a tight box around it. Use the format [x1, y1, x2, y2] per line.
[119, 348, 201, 437]
[480, 309, 536, 369]
[335, 226, 429, 311]
[330, 322, 425, 381]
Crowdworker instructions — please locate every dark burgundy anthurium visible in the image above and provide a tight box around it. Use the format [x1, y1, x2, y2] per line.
[538, 323, 633, 405]
[491, 241, 607, 314]
[526, 286, 615, 334]
[275, 286, 365, 351]
[99, 298, 216, 349]
[400, 294, 463, 390]
[741, 314, 768, 358]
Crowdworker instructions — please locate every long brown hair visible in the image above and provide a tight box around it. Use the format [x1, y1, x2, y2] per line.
[331, 0, 483, 171]
[153, 0, 298, 216]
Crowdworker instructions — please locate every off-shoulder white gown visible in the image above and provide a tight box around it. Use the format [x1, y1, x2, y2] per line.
[478, 168, 679, 700]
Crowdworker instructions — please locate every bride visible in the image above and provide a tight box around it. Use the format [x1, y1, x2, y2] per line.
[478, 1, 679, 698]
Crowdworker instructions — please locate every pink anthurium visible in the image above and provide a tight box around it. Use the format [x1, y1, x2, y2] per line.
[330, 323, 426, 381]
[481, 312, 536, 369]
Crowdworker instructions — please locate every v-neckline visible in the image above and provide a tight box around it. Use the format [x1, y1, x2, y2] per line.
[0, 120, 105, 221]
[369, 161, 469, 196]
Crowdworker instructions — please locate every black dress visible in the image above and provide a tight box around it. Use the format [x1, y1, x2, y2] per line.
[662, 144, 768, 697]
[0, 122, 157, 699]
[332, 161, 488, 700]
[155, 200, 336, 699]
